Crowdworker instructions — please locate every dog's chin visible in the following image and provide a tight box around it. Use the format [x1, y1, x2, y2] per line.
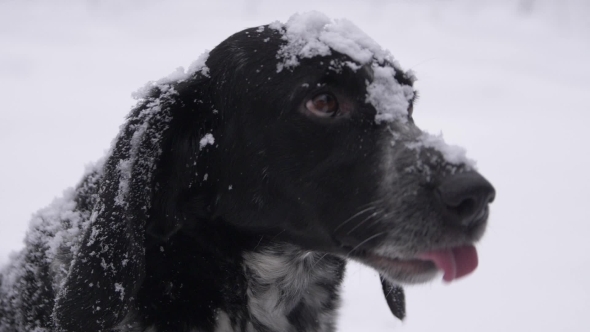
[350, 243, 480, 284]
[353, 254, 440, 284]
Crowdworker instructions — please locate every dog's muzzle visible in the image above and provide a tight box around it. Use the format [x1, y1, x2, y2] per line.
[377, 171, 495, 321]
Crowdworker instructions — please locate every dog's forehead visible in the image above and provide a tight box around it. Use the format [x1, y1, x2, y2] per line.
[263, 12, 416, 123]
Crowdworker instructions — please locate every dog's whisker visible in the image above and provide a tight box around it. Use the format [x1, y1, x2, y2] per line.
[334, 205, 378, 231]
[253, 236, 264, 251]
[346, 232, 386, 258]
[346, 209, 385, 235]
[269, 229, 286, 242]
[310, 253, 329, 270]
[358, 198, 384, 207]
[366, 212, 389, 230]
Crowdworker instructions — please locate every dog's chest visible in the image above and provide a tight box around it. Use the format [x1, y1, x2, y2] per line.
[215, 246, 345, 332]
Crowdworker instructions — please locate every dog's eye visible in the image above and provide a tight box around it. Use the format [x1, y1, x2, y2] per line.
[306, 93, 339, 117]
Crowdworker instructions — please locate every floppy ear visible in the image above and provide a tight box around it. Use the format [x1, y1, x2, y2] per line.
[53, 69, 215, 330]
[380, 274, 406, 321]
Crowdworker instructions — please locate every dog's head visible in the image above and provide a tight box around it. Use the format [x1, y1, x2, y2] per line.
[207, 13, 494, 283]
[54, 12, 494, 329]
[206, 14, 494, 319]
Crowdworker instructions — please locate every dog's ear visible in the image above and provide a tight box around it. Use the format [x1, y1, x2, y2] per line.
[53, 65, 215, 330]
[380, 275, 406, 320]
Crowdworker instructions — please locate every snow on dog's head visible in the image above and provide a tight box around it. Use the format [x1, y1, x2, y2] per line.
[270, 12, 473, 168]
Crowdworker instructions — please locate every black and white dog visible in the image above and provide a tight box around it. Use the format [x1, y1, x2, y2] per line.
[0, 13, 495, 332]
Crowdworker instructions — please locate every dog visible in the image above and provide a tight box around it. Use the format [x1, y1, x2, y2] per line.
[0, 12, 495, 332]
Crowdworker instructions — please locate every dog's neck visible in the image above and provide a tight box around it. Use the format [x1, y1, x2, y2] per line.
[217, 243, 345, 332]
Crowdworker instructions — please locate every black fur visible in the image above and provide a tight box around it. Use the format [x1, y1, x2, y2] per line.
[0, 21, 494, 332]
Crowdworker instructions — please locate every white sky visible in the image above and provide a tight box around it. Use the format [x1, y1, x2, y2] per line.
[1, 0, 589, 331]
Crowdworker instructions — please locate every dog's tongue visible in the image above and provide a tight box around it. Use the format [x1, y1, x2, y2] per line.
[418, 245, 478, 282]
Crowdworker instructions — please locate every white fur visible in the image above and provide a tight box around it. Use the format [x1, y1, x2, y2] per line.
[242, 244, 341, 332]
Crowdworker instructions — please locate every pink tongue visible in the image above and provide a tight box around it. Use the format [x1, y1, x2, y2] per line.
[418, 245, 478, 282]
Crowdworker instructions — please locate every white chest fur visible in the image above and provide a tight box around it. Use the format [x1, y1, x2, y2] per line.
[215, 244, 344, 332]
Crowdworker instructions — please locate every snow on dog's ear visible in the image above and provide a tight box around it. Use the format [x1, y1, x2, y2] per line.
[380, 275, 406, 321]
[53, 61, 214, 330]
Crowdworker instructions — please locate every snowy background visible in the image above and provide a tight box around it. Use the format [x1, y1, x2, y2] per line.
[1, 0, 589, 331]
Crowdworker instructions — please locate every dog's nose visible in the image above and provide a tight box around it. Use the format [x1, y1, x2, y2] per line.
[437, 171, 495, 228]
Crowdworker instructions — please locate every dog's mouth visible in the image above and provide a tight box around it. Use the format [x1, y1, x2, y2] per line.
[416, 245, 479, 281]
[351, 244, 479, 283]
[346, 244, 479, 321]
